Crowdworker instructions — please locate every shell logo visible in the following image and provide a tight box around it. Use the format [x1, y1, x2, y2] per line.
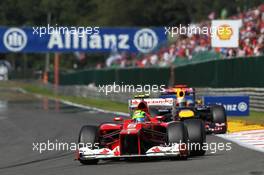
[216, 24, 233, 40]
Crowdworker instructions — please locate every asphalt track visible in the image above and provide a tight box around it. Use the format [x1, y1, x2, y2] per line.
[0, 90, 263, 175]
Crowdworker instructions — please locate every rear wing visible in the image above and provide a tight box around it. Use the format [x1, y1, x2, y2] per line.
[128, 98, 174, 108]
[161, 87, 195, 96]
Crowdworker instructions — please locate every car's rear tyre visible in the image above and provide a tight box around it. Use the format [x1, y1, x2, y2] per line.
[167, 122, 189, 160]
[184, 119, 206, 156]
[78, 125, 99, 165]
[211, 105, 227, 134]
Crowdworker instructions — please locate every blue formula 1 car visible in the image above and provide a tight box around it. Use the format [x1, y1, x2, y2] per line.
[159, 85, 227, 134]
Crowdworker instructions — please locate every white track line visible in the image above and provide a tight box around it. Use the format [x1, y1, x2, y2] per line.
[217, 130, 264, 153]
[61, 100, 129, 117]
[61, 98, 264, 153]
[18, 88, 129, 117]
[18, 88, 264, 153]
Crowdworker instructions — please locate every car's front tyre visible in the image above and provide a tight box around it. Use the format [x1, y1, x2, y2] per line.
[78, 125, 99, 165]
[184, 119, 206, 156]
[167, 122, 189, 159]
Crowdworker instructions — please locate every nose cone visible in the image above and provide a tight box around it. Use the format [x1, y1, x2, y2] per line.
[121, 122, 143, 135]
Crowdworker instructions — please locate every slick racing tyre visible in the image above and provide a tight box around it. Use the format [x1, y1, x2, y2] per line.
[167, 122, 189, 159]
[184, 119, 206, 156]
[211, 105, 227, 134]
[78, 125, 99, 165]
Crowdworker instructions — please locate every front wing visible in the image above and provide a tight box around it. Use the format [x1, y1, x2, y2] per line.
[205, 122, 227, 134]
[77, 144, 185, 160]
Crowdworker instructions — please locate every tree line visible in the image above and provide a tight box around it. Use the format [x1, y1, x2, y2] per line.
[0, 0, 262, 27]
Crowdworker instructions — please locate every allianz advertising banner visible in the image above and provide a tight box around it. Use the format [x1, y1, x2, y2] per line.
[204, 96, 249, 116]
[0, 27, 166, 53]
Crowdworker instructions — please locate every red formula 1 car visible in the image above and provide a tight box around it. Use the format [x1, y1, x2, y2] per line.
[76, 98, 206, 165]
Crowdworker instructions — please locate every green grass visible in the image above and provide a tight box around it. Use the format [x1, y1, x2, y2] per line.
[0, 81, 263, 125]
[0, 81, 128, 113]
[228, 111, 264, 125]
[23, 84, 128, 113]
[23, 84, 264, 125]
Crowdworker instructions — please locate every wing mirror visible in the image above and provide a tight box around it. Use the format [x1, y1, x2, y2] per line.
[113, 117, 123, 122]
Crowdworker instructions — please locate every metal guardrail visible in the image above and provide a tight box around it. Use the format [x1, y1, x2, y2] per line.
[43, 84, 264, 112]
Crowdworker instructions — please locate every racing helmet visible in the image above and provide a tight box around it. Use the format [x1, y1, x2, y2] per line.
[132, 110, 146, 122]
[137, 101, 149, 113]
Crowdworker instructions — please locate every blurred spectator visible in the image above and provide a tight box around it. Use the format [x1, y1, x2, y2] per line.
[105, 4, 264, 68]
